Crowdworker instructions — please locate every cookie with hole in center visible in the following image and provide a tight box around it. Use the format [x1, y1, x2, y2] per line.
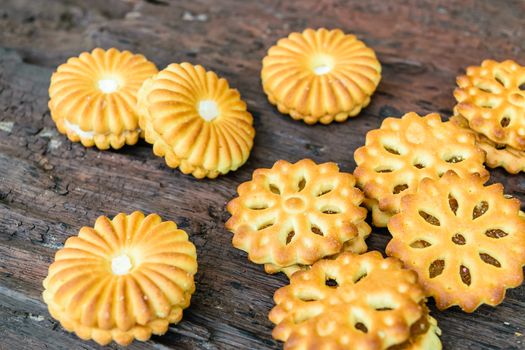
[42, 212, 198, 345]
[454, 59, 525, 150]
[137, 62, 255, 179]
[451, 114, 525, 174]
[49, 48, 158, 150]
[225, 159, 371, 274]
[354, 112, 489, 227]
[270, 251, 442, 350]
[386, 171, 525, 312]
[261, 28, 381, 125]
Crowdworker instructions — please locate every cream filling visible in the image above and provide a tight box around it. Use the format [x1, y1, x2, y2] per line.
[65, 120, 95, 139]
[313, 64, 331, 75]
[98, 78, 119, 93]
[64, 120, 140, 139]
[111, 254, 132, 275]
[198, 100, 220, 121]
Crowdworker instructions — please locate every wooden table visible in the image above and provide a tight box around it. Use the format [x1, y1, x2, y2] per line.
[1, 0, 524, 349]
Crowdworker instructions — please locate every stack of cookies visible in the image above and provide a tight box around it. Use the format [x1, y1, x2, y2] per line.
[452, 59, 525, 174]
[226, 159, 371, 277]
[225, 159, 444, 349]
[48, 49, 256, 179]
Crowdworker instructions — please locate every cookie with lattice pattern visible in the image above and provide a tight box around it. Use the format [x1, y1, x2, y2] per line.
[451, 114, 525, 174]
[270, 251, 442, 349]
[264, 220, 371, 277]
[387, 171, 525, 312]
[354, 112, 489, 225]
[261, 28, 381, 125]
[454, 59, 525, 150]
[43, 212, 197, 345]
[362, 198, 395, 228]
[226, 159, 370, 272]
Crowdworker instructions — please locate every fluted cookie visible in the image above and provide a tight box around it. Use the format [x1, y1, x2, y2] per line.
[43, 212, 198, 345]
[387, 171, 525, 312]
[270, 252, 441, 349]
[137, 63, 255, 179]
[226, 159, 370, 275]
[454, 59, 525, 150]
[354, 112, 489, 227]
[261, 28, 381, 124]
[451, 114, 525, 174]
[49, 48, 158, 149]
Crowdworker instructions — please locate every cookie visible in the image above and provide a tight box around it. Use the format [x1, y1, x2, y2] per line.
[454, 59, 525, 150]
[226, 159, 370, 273]
[354, 112, 489, 226]
[42, 212, 198, 345]
[261, 28, 381, 125]
[49, 48, 158, 150]
[387, 171, 525, 312]
[363, 198, 395, 228]
[137, 63, 255, 179]
[270, 251, 441, 349]
[263, 219, 371, 277]
[451, 114, 525, 174]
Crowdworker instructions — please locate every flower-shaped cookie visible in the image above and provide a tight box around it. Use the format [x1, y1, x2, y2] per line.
[270, 252, 442, 349]
[49, 48, 158, 150]
[137, 63, 255, 179]
[451, 114, 525, 174]
[261, 28, 381, 124]
[387, 171, 525, 312]
[454, 59, 525, 150]
[354, 112, 489, 226]
[226, 159, 370, 273]
[43, 212, 198, 345]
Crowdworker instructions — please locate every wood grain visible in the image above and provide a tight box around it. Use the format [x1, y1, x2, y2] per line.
[0, 0, 524, 349]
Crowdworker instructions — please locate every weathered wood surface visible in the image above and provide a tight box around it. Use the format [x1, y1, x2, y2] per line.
[0, 0, 524, 349]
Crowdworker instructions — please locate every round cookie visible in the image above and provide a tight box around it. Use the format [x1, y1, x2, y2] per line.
[263, 219, 371, 277]
[354, 112, 489, 227]
[226, 159, 371, 274]
[451, 114, 525, 174]
[270, 251, 442, 350]
[49, 48, 158, 150]
[261, 28, 381, 124]
[387, 171, 525, 312]
[454, 59, 525, 150]
[42, 212, 198, 345]
[137, 63, 255, 179]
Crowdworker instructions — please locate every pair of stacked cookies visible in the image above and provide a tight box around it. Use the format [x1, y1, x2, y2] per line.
[226, 158, 442, 349]
[451, 59, 525, 174]
[48, 48, 255, 178]
[354, 111, 525, 313]
[43, 212, 198, 346]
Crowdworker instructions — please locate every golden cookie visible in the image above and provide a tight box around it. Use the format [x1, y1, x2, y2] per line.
[263, 219, 371, 277]
[261, 28, 381, 125]
[387, 171, 525, 312]
[270, 251, 441, 349]
[354, 112, 489, 225]
[363, 198, 394, 228]
[137, 62, 255, 179]
[49, 48, 158, 150]
[454, 59, 525, 150]
[42, 212, 198, 345]
[226, 159, 370, 273]
[451, 114, 525, 174]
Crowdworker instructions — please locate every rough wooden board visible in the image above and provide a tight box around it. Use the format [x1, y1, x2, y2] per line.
[0, 0, 524, 349]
